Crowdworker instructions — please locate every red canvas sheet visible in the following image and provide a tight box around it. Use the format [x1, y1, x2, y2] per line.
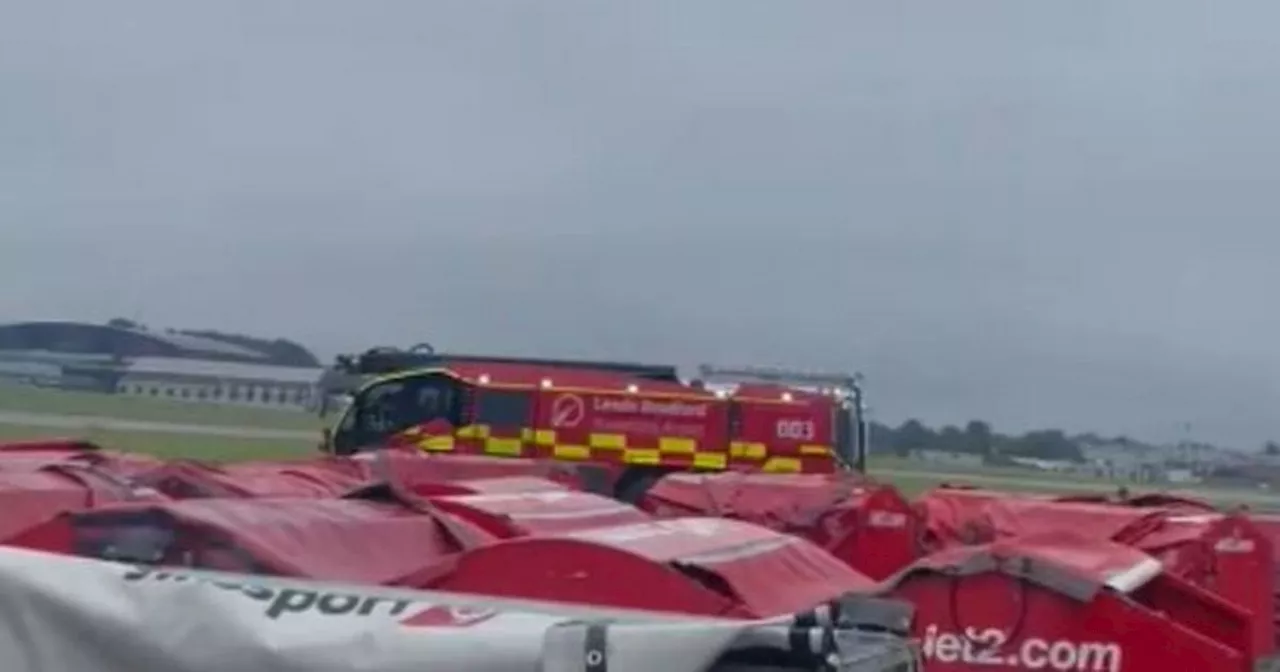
[429, 490, 649, 538]
[414, 517, 874, 619]
[0, 439, 163, 479]
[0, 467, 166, 540]
[175, 498, 492, 582]
[919, 489, 1277, 656]
[407, 476, 569, 498]
[920, 488, 1167, 547]
[348, 452, 592, 492]
[138, 460, 365, 499]
[10, 497, 492, 585]
[883, 535, 1256, 672]
[642, 472, 919, 579]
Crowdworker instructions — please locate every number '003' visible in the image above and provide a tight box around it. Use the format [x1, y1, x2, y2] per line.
[776, 420, 815, 440]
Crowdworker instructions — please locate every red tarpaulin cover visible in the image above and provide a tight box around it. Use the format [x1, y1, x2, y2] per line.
[428, 490, 650, 538]
[0, 439, 163, 479]
[919, 488, 1276, 657]
[348, 452, 595, 492]
[883, 534, 1257, 671]
[406, 517, 875, 619]
[136, 459, 367, 499]
[8, 497, 493, 585]
[406, 476, 570, 498]
[640, 472, 919, 579]
[0, 465, 166, 540]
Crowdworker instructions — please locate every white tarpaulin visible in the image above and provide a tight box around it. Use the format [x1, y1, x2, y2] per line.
[0, 546, 918, 672]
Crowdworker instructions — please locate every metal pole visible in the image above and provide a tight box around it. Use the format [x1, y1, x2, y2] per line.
[853, 380, 868, 473]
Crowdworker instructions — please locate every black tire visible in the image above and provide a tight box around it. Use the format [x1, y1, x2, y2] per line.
[612, 467, 671, 505]
[570, 465, 615, 496]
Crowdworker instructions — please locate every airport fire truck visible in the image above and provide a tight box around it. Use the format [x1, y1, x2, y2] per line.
[318, 345, 868, 498]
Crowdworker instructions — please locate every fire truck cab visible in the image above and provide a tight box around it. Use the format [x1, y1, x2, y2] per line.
[322, 347, 868, 495]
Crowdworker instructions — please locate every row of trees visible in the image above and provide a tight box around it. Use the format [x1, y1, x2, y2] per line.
[106, 318, 320, 368]
[876, 419, 1280, 463]
[870, 419, 1087, 462]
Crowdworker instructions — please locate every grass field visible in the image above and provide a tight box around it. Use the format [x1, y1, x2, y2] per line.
[0, 384, 323, 431]
[2, 385, 1279, 507]
[0, 384, 320, 461]
[0, 423, 314, 462]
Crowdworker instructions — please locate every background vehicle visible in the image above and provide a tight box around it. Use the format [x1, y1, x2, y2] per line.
[318, 346, 869, 500]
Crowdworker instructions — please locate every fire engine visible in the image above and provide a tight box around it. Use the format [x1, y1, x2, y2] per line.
[318, 345, 868, 498]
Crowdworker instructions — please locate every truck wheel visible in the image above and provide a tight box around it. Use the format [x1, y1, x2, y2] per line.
[568, 465, 614, 496]
[613, 467, 670, 505]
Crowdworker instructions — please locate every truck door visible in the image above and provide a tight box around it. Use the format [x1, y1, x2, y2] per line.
[725, 399, 765, 468]
[468, 388, 534, 458]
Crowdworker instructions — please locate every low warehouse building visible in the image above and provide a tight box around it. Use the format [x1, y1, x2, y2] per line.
[115, 358, 324, 410]
[0, 320, 328, 411]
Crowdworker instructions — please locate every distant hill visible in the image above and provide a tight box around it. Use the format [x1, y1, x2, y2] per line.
[105, 317, 321, 368]
[176, 329, 321, 368]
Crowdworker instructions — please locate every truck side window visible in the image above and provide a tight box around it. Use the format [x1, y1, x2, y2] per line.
[833, 401, 853, 465]
[331, 400, 364, 454]
[473, 389, 532, 427]
[343, 375, 462, 443]
[359, 382, 407, 434]
[727, 401, 743, 438]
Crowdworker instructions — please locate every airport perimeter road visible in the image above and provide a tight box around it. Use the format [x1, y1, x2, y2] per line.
[0, 410, 316, 441]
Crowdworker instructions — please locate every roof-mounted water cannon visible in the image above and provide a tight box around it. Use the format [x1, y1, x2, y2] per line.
[697, 364, 869, 473]
[319, 343, 443, 415]
[697, 364, 859, 392]
[337, 343, 439, 375]
[320, 344, 687, 418]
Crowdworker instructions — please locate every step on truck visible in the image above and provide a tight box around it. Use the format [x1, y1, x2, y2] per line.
[317, 345, 868, 500]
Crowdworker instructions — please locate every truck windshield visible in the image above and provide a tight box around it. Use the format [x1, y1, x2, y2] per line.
[333, 374, 462, 453]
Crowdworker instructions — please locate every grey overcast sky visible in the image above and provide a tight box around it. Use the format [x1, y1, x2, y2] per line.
[3, 1, 1279, 446]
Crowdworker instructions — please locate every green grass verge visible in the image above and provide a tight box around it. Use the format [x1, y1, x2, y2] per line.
[874, 464, 1280, 509]
[0, 384, 324, 431]
[867, 455, 1119, 484]
[0, 423, 313, 462]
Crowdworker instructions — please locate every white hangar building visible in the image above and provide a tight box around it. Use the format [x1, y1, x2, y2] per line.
[115, 357, 325, 410]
